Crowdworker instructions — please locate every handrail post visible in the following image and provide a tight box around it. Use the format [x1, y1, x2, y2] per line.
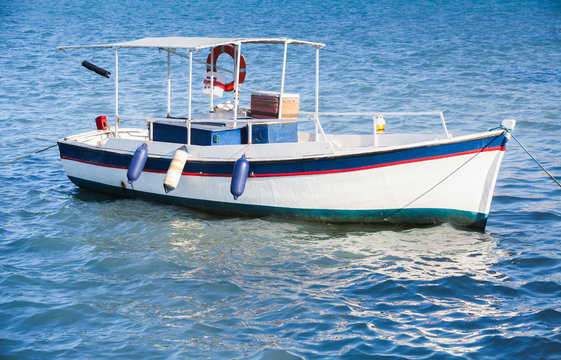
[440, 112, 451, 138]
[187, 119, 191, 146]
[114, 48, 119, 137]
[373, 116, 378, 148]
[248, 121, 253, 145]
[233, 42, 242, 127]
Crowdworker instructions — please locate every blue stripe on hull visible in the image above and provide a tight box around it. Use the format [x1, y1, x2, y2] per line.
[67, 176, 488, 230]
[58, 132, 508, 177]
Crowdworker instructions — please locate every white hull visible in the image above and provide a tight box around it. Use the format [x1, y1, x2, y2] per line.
[58, 128, 509, 229]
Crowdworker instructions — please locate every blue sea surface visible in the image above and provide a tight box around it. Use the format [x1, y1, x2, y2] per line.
[1, 0, 561, 358]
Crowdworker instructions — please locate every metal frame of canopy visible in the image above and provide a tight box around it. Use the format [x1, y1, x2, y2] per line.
[57, 37, 326, 141]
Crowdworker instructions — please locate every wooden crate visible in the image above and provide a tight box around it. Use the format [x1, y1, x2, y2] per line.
[251, 91, 299, 119]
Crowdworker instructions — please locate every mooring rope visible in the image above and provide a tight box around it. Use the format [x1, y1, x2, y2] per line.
[500, 126, 561, 188]
[0, 144, 57, 167]
[383, 134, 502, 221]
[385, 125, 561, 221]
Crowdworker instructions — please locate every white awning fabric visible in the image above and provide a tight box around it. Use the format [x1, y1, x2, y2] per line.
[57, 37, 325, 51]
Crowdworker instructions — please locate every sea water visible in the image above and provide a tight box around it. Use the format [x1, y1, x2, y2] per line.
[1, 0, 561, 358]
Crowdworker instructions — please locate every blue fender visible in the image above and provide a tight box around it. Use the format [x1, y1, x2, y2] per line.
[230, 154, 249, 200]
[127, 143, 148, 184]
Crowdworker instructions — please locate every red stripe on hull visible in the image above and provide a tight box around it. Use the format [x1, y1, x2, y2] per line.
[61, 146, 505, 178]
[252, 146, 505, 177]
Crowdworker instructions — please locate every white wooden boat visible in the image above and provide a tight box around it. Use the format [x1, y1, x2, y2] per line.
[56, 37, 515, 230]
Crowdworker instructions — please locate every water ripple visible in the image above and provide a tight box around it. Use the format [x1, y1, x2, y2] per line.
[2, 0, 561, 358]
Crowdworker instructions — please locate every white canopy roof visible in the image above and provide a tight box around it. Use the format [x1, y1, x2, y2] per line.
[57, 36, 325, 51]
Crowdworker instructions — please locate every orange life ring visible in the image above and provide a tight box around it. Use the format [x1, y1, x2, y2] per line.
[206, 45, 246, 92]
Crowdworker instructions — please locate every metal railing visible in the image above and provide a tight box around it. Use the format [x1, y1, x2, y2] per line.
[300, 110, 450, 147]
[120, 110, 449, 148]
[126, 116, 322, 146]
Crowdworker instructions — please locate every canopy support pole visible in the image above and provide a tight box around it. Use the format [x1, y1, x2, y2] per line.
[314, 47, 319, 141]
[233, 42, 241, 127]
[210, 47, 214, 112]
[187, 50, 192, 146]
[279, 41, 288, 120]
[114, 48, 119, 136]
[167, 50, 171, 117]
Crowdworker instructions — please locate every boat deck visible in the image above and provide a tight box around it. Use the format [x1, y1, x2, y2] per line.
[63, 124, 452, 162]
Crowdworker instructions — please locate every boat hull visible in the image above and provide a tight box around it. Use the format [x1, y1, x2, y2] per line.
[58, 130, 509, 230]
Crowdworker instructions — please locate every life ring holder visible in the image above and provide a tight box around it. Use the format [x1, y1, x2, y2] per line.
[206, 45, 246, 92]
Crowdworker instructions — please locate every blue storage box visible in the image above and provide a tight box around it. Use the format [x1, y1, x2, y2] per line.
[152, 121, 244, 145]
[152, 120, 298, 145]
[249, 122, 298, 144]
